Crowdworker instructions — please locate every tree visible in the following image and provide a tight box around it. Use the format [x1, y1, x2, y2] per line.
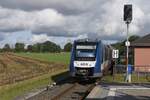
[15, 43, 25, 52]
[42, 41, 61, 52]
[27, 45, 33, 52]
[3, 44, 11, 52]
[129, 35, 140, 42]
[30, 41, 61, 53]
[111, 35, 140, 56]
[32, 43, 41, 52]
[111, 35, 140, 64]
[64, 43, 72, 52]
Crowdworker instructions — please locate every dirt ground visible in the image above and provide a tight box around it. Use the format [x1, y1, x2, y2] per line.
[0, 53, 66, 86]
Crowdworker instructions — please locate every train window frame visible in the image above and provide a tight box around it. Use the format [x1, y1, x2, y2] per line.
[75, 49, 96, 58]
[74, 43, 97, 61]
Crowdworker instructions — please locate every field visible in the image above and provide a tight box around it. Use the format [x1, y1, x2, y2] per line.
[0, 69, 68, 100]
[15, 52, 70, 64]
[0, 52, 70, 100]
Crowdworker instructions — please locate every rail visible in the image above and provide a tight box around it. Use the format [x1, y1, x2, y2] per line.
[51, 83, 77, 100]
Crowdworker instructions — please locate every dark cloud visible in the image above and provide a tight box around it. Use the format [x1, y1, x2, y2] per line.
[0, 0, 104, 15]
[0, 0, 150, 41]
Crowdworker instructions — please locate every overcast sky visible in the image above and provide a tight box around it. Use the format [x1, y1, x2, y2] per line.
[0, 0, 150, 48]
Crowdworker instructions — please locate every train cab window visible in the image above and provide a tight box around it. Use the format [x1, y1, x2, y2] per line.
[75, 45, 96, 61]
[76, 50, 96, 58]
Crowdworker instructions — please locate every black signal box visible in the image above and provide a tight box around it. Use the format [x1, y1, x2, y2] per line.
[124, 4, 132, 22]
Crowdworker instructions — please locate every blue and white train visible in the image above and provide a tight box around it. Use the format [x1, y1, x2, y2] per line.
[69, 39, 112, 78]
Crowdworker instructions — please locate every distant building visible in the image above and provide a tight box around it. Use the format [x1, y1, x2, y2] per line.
[131, 34, 150, 72]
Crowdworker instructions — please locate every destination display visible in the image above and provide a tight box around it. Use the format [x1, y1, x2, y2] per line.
[76, 45, 96, 49]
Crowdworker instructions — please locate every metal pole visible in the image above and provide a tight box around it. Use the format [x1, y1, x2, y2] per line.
[114, 59, 116, 80]
[113, 59, 115, 80]
[126, 22, 132, 82]
[127, 22, 129, 69]
[125, 21, 129, 82]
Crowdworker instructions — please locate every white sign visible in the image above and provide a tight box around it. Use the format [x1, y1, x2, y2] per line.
[125, 41, 130, 46]
[74, 61, 96, 68]
[112, 49, 119, 58]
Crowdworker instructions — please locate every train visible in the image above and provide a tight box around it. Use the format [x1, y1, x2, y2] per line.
[69, 39, 113, 78]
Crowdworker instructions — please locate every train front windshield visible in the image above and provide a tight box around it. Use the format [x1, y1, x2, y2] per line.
[76, 50, 95, 58]
[75, 45, 96, 60]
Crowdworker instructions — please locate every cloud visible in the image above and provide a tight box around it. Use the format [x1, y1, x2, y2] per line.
[0, 0, 103, 15]
[30, 33, 88, 45]
[0, 32, 5, 41]
[31, 34, 50, 44]
[0, 7, 65, 33]
[0, 0, 150, 44]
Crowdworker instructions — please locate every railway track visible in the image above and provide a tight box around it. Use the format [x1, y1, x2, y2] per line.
[26, 78, 100, 100]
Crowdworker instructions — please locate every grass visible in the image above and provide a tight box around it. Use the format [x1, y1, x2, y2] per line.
[0, 69, 68, 100]
[102, 73, 150, 83]
[0, 53, 70, 100]
[15, 52, 70, 64]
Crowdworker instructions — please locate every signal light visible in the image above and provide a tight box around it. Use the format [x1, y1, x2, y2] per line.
[124, 4, 132, 23]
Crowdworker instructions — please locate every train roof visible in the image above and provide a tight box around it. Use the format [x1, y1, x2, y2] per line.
[74, 38, 101, 43]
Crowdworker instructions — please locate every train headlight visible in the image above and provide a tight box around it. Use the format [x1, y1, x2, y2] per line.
[74, 61, 79, 67]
